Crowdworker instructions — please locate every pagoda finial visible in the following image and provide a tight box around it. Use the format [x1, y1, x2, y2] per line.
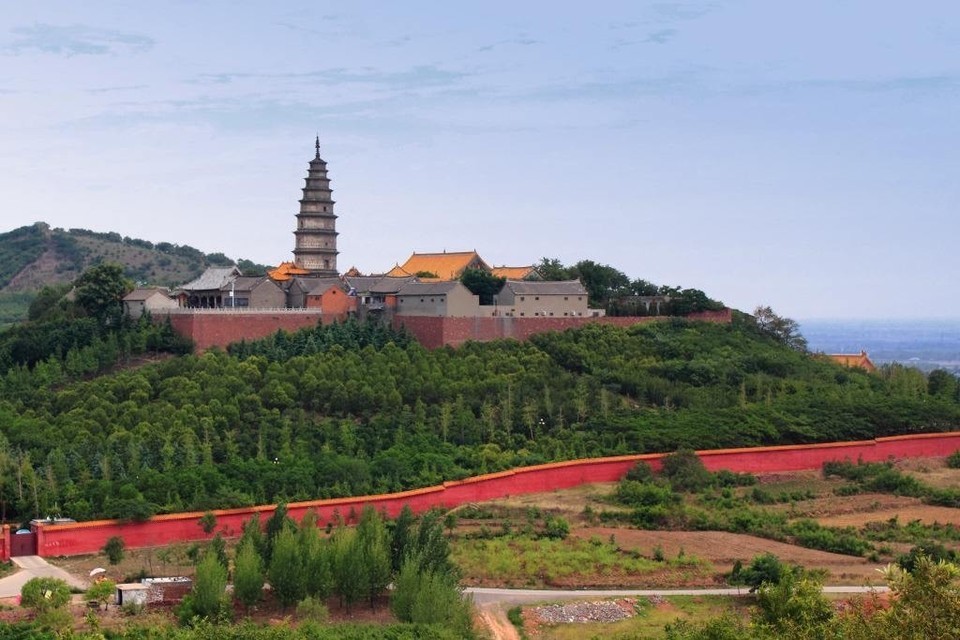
[315, 134, 321, 159]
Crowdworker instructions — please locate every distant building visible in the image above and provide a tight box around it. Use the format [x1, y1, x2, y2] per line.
[177, 267, 243, 308]
[387, 251, 490, 280]
[122, 288, 178, 318]
[395, 281, 479, 317]
[225, 276, 285, 309]
[827, 351, 877, 372]
[491, 265, 540, 280]
[495, 280, 593, 317]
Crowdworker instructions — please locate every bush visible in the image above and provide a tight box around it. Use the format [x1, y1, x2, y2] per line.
[616, 480, 682, 508]
[21, 577, 72, 612]
[86, 579, 116, 609]
[542, 516, 570, 540]
[103, 536, 125, 565]
[625, 461, 655, 483]
[296, 596, 329, 623]
[661, 449, 712, 492]
[946, 450, 960, 469]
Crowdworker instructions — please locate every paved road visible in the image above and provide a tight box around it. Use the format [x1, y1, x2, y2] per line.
[0, 556, 89, 599]
[467, 584, 892, 639]
[465, 584, 888, 606]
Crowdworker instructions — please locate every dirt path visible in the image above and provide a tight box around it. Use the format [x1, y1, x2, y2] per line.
[478, 605, 520, 640]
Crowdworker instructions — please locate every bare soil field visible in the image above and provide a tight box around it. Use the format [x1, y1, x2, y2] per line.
[570, 528, 883, 585]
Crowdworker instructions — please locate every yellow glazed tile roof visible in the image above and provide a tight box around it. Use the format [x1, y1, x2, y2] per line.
[390, 251, 489, 280]
[827, 351, 877, 372]
[268, 261, 313, 282]
[491, 266, 536, 280]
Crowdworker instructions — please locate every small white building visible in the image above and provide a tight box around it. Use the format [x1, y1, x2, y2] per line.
[116, 583, 149, 606]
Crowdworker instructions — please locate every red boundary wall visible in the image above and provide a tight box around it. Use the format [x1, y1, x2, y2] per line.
[23, 431, 960, 560]
[165, 312, 337, 351]
[0, 525, 8, 563]
[394, 309, 733, 349]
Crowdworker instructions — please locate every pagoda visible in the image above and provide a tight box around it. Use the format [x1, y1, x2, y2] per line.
[292, 137, 339, 276]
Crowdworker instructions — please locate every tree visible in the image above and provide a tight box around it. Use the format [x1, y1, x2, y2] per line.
[754, 572, 833, 635]
[356, 506, 391, 608]
[86, 579, 116, 610]
[198, 511, 217, 534]
[661, 449, 712, 492]
[103, 536, 125, 565]
[536, 258, 574, 281]
[460, 268, 505, 306]
[268, 526, 305, 610]
[74, 263, 132, 324]
[185, 551, 228, 621]
[232, 539, 264, 613]
[571, 260, 630, 307]
[753, 305, 808, 352]
[20, 577, 71, 613]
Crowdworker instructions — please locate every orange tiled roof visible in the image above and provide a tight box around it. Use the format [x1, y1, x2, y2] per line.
[491, 265, 537, 280]
[389, 251, 490, 280]
[268, 261, 312, 282]
[827, 351, 877, 372]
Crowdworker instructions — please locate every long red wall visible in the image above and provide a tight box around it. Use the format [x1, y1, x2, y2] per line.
[165, 312, 331, 351]
[0, 525, 8, 563]
[395, 309, 733, 349]
[27, 431, 960, 560]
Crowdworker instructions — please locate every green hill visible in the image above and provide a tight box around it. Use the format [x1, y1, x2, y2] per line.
[0, 316, 956, 523]
[0, 222, 268, 326]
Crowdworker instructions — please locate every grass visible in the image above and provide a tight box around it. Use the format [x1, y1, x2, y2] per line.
[452, 535, 706, 587]
[533, 595, 753, 640]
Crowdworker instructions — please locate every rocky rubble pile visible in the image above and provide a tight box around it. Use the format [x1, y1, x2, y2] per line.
[534, 600, 634, 624]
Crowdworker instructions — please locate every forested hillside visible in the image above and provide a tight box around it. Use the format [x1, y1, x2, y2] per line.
[0, 223, 270, 326]
[1, 316, 957, 525]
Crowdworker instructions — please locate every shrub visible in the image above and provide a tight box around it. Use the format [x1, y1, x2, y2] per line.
[86, 579, 116, 609]
[946, 450, 960, 469]
[625, 461, 655, 483]
[21, 577, 71, 612]
[296, 596, 329, 623]
[616, 480, 682, 508]
[103, 536, 125, 565]
[661, 449, 712, 492]
[543, 516, 570, 540]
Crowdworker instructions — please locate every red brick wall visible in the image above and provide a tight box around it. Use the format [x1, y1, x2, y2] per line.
[34, 431, 960, 558]
[0, 525, 8, 562]
[166, 312, 326, 351]
[394, 309, 733, 349]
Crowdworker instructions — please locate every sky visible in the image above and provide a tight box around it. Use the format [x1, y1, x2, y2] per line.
[1, 2, 958, 320]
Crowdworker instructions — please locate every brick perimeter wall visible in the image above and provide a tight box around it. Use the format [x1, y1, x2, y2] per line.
[394, 309, 733, 349]
[32, 431, 960, 559]
[165, 313, 340, 351]
[0, 525, 8, 562]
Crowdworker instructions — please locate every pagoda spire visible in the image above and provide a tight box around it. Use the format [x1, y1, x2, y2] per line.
[292, 137, 338, 276]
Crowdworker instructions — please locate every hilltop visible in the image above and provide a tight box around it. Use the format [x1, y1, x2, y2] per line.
[0, 222, 268, 326]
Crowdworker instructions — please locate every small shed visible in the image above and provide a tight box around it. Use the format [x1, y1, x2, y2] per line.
[116, 583, 149, 606]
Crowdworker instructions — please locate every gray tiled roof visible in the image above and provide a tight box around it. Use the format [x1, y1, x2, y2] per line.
[397, 281, 465, 296]
[306, 278, 348, 295]
[179, 267, 241, 291]
[228, 276, 274, 292]
[503, 279, 587, 296]
[367, 276, 416, 294]
[123, 287, 172, 302]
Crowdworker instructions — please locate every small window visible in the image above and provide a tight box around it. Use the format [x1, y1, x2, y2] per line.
[535, 296, 540, 301]
[564, 296, 568, 300]
[520, 312, 525, 317]
[578, 296, 582, 301]
[549, 312, 554, 316]
[520, 296, 525, 302]
[430, 298, 434, 302]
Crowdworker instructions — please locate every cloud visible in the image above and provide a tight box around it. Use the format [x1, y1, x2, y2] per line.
[87, 85, 148, 94]
[3, 23, 154, 56]
[195, 65, 471, 90]
[644, 29, 678, 44]
[476, 36, 539, 53]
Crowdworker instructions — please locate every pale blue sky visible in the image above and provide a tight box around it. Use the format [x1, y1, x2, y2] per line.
[1, 2, 957, 318]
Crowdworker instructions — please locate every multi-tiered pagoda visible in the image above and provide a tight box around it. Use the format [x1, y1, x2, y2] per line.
[292, 137, 339, 276]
